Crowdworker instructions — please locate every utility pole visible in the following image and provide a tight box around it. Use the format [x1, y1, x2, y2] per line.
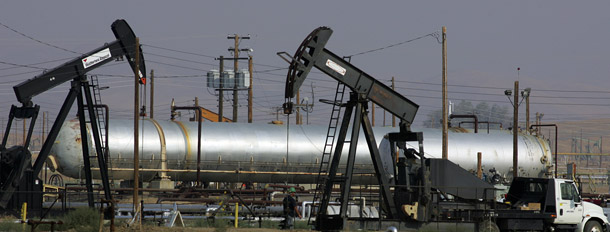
[524, 88, 530, 134]
[513, 81, 519, 178]
[293, 85, 314, 125]
[442, 26, 448, 160]
[150, 70, 154, 119]
[231, 34, 240, 122]
[391, 77, 396, 127]
[218, 56, 224, 122]
[383, 110, 386, 127]
[248, 55, 253, 123]
[228, 34, 250, 122]
[535, 112, 539, 136]
[133, 37, 141, 224]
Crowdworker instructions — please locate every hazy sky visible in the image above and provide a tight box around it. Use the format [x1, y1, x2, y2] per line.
[1, 1, 609, 138]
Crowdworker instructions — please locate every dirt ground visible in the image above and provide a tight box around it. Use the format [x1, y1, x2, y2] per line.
[113, 225, 310, 232]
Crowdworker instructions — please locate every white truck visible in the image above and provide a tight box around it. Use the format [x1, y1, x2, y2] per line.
[498, 177, 609, 232]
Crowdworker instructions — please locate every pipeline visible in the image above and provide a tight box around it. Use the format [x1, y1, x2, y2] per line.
[49, 119, 554, 184]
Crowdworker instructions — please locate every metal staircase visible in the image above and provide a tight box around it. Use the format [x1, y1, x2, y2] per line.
[307, 82, 347, 226]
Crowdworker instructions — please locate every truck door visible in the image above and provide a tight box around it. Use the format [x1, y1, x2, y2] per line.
[555, 180, 584, 224]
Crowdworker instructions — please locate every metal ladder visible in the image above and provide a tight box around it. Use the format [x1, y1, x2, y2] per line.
[307, 82, 347, 226]
[86, 75, 109, 169]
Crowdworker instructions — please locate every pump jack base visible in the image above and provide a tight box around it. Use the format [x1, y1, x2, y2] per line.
[316, 215, 343, 231]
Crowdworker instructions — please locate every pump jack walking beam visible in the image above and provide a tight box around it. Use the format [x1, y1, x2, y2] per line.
[281, 27, 418, 124]
[280, 27, 420, 230]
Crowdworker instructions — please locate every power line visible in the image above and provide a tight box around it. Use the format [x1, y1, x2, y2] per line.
[394, 79, 610, 94]
[532, 88, 610, 94]
[142, 44, 216, 59]
[0, 70, 42, 79]
[0, 21, 80, 55]
[144, 52, 217, 66]
[94, 73, 205, 78]
[396, 85, 610, 100]
[255, 67, 288, 73]
[147, 60, 207, 72]
[346, 31, 440, 57]
[0, 60, 46, 70]
[144, 43, 287, 70]
[0, 57, 72, 71]
[531, 95, 610, 100]
[393, 79, 507, 90]
[402, 93, 610, 107]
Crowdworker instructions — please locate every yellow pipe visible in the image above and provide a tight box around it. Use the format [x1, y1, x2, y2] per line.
[147, 119, 168, 178]
[173, 121, 192, 162]
[21, 202, 27, 231]
[93, 167, 376, 177]
[557, 152, 610, 156]
[234, 202, 239, 228]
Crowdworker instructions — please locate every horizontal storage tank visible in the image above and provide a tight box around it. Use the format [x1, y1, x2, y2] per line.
[49, 119, 553, 184]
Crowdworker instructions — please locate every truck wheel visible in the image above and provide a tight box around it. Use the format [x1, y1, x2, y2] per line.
[584, 220, 602, 232]
[477, 220, 500, 232]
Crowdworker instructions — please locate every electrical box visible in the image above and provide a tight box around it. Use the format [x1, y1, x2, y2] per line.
[222, 70, 235, 89]
[207, 69, 249, 88]
[206, 69, 220, 88]
[236, 69, 250, 88]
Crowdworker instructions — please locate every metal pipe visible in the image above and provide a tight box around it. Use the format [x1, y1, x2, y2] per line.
[266, 184, 305, 191]
[477, 152, 482, 179]
[458, 121, 502, 134]
[530, 124, 558, 178]
[157, 198, 283, 205]
[150, 70, 154, 119]
[449, 114, 478, 133]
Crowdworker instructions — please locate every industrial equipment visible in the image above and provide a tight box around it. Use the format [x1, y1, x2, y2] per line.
[279, 26, 607, 231]
[0, 19, 145, 213]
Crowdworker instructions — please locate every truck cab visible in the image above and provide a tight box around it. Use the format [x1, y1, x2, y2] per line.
[506, 177, 609, 232]
[556, 179, 608, 232]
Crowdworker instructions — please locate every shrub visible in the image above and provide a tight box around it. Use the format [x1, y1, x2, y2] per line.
[0, 221, 24, 232]
[56, 207, 101, 232]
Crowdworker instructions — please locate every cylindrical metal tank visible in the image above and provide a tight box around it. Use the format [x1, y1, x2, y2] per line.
[49, 119, 552, 184]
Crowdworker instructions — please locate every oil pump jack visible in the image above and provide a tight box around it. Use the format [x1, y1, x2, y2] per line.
[281, 27, 608, 232]
[279, 27, 422, 230]
[0, 19, 146, 214]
